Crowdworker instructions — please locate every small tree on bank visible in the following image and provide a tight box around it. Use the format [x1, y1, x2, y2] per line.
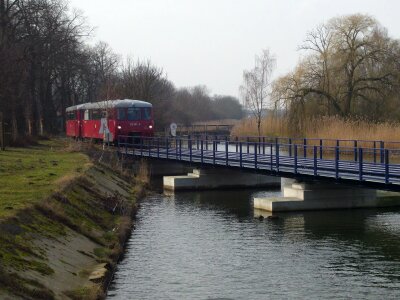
[240, 49, 276, 136]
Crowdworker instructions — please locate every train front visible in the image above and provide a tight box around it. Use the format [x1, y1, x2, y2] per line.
[114, 100, 154, 141]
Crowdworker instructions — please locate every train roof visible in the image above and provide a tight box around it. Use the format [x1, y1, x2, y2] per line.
[66, 99, 152, 112]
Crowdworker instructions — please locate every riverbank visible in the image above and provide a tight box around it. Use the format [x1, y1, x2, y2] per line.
[0, 139, 143, 299]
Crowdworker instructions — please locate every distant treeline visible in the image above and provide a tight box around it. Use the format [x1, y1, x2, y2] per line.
[0, 0, 243, 142]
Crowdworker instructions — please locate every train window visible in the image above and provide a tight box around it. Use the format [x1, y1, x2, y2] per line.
[142, 108, 151, 120]
[91, 110, 102, 120]
[117, 108, 126, 120]
[84, 110, 90, 120]
[67, 111, 76, 120]
[127, 107, 141, 120]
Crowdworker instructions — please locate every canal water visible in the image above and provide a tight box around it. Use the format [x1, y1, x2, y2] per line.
[107, 186, 400, 299]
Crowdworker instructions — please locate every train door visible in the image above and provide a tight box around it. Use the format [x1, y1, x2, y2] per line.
[66, 110, 78, 137]
[76, 110, 82, 138]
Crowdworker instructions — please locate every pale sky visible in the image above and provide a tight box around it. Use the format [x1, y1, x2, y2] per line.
[69, 0, 399, 98]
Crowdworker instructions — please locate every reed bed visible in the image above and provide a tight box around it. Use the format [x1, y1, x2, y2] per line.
[231, 116, 400, 150]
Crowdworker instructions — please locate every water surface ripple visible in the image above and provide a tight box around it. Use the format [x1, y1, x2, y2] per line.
[108, 189, 400, 299]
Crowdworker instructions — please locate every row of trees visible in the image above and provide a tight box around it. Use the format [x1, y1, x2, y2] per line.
[241, 14, 400, 136]
[272, 14, 400, 131]
[0, 0, 243, 143]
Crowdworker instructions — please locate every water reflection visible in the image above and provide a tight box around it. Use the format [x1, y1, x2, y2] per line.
[108, 187, 400, 299]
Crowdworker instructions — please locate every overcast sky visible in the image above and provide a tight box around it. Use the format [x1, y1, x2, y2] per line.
[69, 0, 399, 98]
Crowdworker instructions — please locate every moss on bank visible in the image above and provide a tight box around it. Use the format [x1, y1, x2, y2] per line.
[0, 140, 142, 299]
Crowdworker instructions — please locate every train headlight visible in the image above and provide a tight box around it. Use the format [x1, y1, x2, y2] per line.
[149, 125, 153, 129]
[117, 125, 122, 130]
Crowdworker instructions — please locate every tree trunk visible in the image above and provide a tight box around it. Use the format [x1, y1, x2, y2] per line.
[257, 116, 261, 137]
[11, 106, 18, 142]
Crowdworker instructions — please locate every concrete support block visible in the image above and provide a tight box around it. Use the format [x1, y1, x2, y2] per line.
[132, 159, 193, 176]
[254, 179, 380, 212]
[281, 177, 296, 192]
[163, 168, 280, 191]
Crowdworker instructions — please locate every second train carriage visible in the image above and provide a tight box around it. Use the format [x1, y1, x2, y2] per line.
[66, 99, 154, 142]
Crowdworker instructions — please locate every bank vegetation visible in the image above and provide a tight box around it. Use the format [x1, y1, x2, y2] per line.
[238, 14, 400, 141]
[0, 139, 145, 299]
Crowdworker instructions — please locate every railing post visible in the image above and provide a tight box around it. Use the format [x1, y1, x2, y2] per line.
[263, 137, 265, 155]
[240, 142, 243, 168]
[359, 148, 363, 181]
[213, 141, 216, 164]
[247, 137, 250, 154]
[380, 141, 385, 164]
[289, 138, 292, 157]
[166, 137, 169, 159]
[140, 137, 143, 156]
[373, 141, 377, 163]
[254, 143, 257, 169]
[201, 140, 204, 164]
[319, 139, 323, 159]
[125, 137, 128, 156]
[179, 138, 182, 160]
[157, 137, 160, 158]
[294, 144, 298, 174]
[225, 140, 229, 166]
[175, 137, 178, 159]
[205, 135, 208, 151]
[148, 138, 151, 157]
[235, 136, 238, 152]
[354, 140, 358, 162]
[189, 138, 192, 162]
[313, 145, 317, 176]
[335, 146, 339, 179]
[270, 143, 273, 171]
[276, 143, 280, 172]
[385, 149, 389, 184]
[303, 138, 307, 158]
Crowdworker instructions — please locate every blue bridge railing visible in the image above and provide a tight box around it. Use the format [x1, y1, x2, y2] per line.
[117, 135, 400, 190]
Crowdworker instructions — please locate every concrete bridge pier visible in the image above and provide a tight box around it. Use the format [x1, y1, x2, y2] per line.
[254, 179, 379, 212]
[163, 168, 281, 191]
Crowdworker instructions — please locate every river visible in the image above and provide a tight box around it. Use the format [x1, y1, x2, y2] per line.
[107, 186, 400, 299]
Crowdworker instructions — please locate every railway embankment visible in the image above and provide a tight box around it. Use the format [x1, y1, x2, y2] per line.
[0, 139, 144, 299]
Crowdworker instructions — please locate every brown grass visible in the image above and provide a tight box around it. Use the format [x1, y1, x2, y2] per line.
[232, 116, 400, 148]
[64, 284, 104, 300]
[136, 159, 151, 185]
[231, 117, 289, 138]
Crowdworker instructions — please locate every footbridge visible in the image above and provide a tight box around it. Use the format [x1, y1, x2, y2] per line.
[118, 135, 400, 211]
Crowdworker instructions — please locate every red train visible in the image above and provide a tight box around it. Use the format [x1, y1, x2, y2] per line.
[66, 99, 154, 142]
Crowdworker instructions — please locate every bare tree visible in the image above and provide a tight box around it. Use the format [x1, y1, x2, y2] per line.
[274, 14, 398, 123]
[119, 58, 175, 129]
[240, 48, 276, 136]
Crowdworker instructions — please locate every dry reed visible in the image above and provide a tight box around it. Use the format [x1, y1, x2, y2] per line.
[136, 159, 151, 185]
[232, 116, 400, 149]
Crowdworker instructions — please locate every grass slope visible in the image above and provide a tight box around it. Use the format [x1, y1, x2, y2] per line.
[0, 140, 89, 219]
[0, 140, 140, 299]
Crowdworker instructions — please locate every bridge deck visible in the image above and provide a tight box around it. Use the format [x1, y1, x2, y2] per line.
[118, 136, 400, 191]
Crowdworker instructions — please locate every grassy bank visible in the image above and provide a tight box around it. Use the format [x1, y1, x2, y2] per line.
[0, 140, 142, 299]
[0, 140, 90, 219]
[231, 116, 400, 145]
